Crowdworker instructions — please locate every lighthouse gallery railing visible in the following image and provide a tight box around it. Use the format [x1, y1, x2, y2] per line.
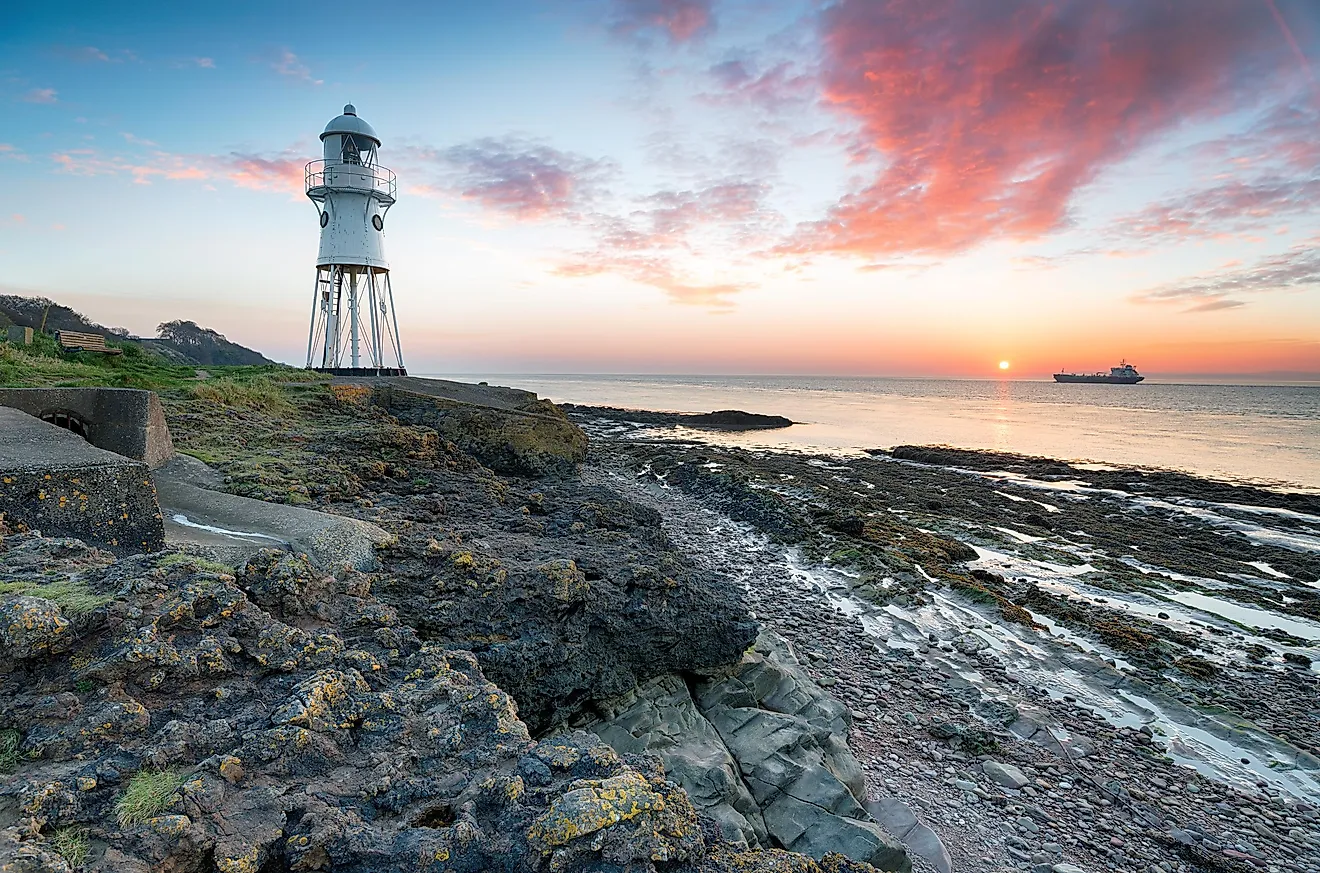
[305, 160, 397, 200]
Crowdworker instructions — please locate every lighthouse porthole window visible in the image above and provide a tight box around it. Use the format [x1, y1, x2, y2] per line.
[372, 214, 384, 231]
[320, 211, 329, 228]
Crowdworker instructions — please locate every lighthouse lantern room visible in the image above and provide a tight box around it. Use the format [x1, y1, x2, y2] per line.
[304, 104, 406, 374]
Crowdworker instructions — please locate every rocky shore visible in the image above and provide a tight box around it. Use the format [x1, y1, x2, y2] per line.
[2, 379, 1317, 873]
[0, 382, 907, 872]
[570, 405, 1320, 873]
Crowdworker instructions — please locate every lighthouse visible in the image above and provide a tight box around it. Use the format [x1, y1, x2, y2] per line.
[304, 104, 406, 374]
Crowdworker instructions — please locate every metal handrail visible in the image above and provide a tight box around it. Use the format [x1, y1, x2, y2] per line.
[305, 160, 397, 199]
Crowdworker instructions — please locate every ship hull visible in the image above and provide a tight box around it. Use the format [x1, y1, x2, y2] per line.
[1053, 374, 1144, 384]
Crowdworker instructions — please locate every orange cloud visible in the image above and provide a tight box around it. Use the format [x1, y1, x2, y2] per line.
[785, 0, 1305, 258]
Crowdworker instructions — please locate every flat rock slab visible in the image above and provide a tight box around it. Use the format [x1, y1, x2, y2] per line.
[0, 408, 164, 553]
[154, 455, 393, 570]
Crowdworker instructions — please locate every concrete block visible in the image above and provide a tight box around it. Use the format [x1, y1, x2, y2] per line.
[0, 387, 175, 468]
[6, 326, 33, 345]
[0, 408, 164, 553]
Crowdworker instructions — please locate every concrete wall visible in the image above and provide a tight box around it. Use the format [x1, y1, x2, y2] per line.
[0, 387, 175, 468]
[0, 409, 164, 553]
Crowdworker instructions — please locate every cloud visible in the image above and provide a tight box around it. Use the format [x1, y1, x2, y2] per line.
[556, 255, 741, 307]
[1187, 100, 1320, 173]
[22, 88, 58, 104]
[49, 145, 305, 196]
[1115, 175, 1320, 242]
[0, 144, 26, 162]
[195, 57, 216, 69]
[419, 137, 616, 220]
[55, 45, 110, 62]
[222, 154, 305, 194]
[122, 132, 159, 147]
[1187, 299, 1247, 312]
[783, 0, 1306, 259]
[701, 58, 817, 112]
[271, 49, 322, 85]
[612, 0, 714, 44]
[554, 177, 781, 307]
[1134, 237, 1320, 312]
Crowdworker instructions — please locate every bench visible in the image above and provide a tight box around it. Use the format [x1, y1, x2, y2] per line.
[55, 330, 123, 356]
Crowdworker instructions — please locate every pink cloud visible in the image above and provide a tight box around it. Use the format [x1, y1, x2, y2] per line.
[612, 0, 714, 44]
[784, 0, 1305, 259]
[1116, 176, 1320, 242]
[1133, 235, 1320, 312]
[49, 146, 305, 196]
[420, 137, 615, 220]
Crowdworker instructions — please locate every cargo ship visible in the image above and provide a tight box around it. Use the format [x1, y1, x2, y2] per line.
[1053, 361, 1144, 384]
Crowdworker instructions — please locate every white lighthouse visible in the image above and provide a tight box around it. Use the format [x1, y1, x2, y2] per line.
[304, 104, 406, 374]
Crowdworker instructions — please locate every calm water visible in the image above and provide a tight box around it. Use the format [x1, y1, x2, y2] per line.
[429, 375, 1320, 491]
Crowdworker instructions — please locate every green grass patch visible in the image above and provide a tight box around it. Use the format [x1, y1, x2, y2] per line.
[115, 769, 185, 826]
[50, 826, 90, 867]
[0, 330, 313, 392]
[0, 728, 20, 774]
[189, 377, 293, 413]
[0, 579, 111, 615]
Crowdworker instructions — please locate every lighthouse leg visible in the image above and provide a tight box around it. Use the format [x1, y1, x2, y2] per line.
[349, 269, 361, 370]
[364, 270, 380, 369]
[324, 266, 342, 368]
[384, 271, 405, 371]
[306, 267, 322, 369]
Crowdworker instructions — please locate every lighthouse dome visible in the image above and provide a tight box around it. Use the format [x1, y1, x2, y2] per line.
[320, 104, 381, 145]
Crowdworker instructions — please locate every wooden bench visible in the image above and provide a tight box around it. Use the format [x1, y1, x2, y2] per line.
[55, 330, 123, 356]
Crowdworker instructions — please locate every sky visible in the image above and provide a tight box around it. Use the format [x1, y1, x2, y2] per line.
[2, 0, 1319, 380]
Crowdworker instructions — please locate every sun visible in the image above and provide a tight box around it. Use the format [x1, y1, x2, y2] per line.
[998, 360, 1010, 370]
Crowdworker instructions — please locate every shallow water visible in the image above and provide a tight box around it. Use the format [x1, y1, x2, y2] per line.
[588, 460, 1320, 801]
[435, 374, 1320, 490]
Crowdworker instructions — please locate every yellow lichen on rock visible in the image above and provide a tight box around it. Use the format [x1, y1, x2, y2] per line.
[539, 559, 590, 603]
[526, 771, 665, 850]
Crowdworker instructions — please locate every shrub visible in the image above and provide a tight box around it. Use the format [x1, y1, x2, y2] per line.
[115, 769, 185, 826]
[0, 728, 19, 773]
[51, 826, 90, 867]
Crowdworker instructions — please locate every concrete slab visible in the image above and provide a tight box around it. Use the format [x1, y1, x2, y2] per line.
[153, 455, 394, 570]
[0, 408, 164, 553]
[0, 387, 175, 468]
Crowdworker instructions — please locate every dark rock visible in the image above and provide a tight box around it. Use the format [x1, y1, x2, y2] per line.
[0, 409, 164, 554]
[0, 537, 886, 873]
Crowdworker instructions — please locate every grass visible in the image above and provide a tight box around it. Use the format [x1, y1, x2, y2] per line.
[0, 329, 319, 394]
[190, 377, 293, 413]
[50, 826, 90, 868]
[0, 579, 111, 615]
[115, 769, 185, 827]
[0, 728, 20, 773]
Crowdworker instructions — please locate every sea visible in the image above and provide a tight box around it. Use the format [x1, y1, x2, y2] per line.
[428, 375, 1320, 492]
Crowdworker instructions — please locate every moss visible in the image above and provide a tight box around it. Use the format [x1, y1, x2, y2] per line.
[115, 769, 185, 827]
[51, 826, 90, 867]
[0, 728, 20, 774]
[155, 552, 234, 575]
[0, 579, 111, 615]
